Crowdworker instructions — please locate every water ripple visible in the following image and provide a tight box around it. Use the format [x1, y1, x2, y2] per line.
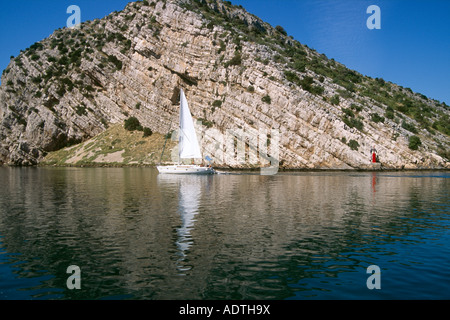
[0, 168, 449, 299]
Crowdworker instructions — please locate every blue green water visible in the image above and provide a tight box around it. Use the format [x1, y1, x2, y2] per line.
[0, 167, 449, 300]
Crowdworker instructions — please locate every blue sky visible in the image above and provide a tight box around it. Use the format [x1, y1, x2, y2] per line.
[0, 0, 449, 104]
[0, 0, 130, 74]
[231, 0, 450, 104]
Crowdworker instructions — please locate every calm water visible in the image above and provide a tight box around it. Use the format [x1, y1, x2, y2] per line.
[0, 167, 449, 300]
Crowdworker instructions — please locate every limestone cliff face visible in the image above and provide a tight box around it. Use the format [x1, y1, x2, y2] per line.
[0, 0, 449, 168]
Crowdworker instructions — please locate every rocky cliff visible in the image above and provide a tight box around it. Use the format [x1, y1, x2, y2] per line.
[0, 0, 449, 169]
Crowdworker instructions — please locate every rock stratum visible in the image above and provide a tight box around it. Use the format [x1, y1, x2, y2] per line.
[0, 0, 449, 169]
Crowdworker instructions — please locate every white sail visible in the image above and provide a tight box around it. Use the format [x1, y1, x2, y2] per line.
[178, 89, 202, 159]
[156, 88, 215, 175]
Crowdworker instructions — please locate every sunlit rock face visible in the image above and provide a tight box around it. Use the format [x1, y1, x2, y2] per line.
[0, 0, 448, 168]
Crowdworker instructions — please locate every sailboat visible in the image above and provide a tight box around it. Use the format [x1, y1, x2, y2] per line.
[157, 89, 215, 175]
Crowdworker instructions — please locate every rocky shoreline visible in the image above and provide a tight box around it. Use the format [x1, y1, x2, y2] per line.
[14, 162, 449, 172]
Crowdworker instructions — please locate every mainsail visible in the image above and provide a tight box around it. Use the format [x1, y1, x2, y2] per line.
[178, 89, 202, 159]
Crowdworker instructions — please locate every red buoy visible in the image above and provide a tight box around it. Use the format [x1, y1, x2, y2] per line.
[370, 147, 377, 163]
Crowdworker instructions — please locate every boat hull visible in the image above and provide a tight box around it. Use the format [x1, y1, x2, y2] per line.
[157, 165, 215, 175]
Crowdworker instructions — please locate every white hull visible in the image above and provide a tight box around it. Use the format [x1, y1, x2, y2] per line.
[157, 165, 215, 175]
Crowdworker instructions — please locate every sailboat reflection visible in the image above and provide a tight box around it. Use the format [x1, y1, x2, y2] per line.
[157, 174, 204, 274]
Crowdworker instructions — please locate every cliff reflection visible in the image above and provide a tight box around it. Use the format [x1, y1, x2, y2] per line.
[0, 168, 448, 299]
